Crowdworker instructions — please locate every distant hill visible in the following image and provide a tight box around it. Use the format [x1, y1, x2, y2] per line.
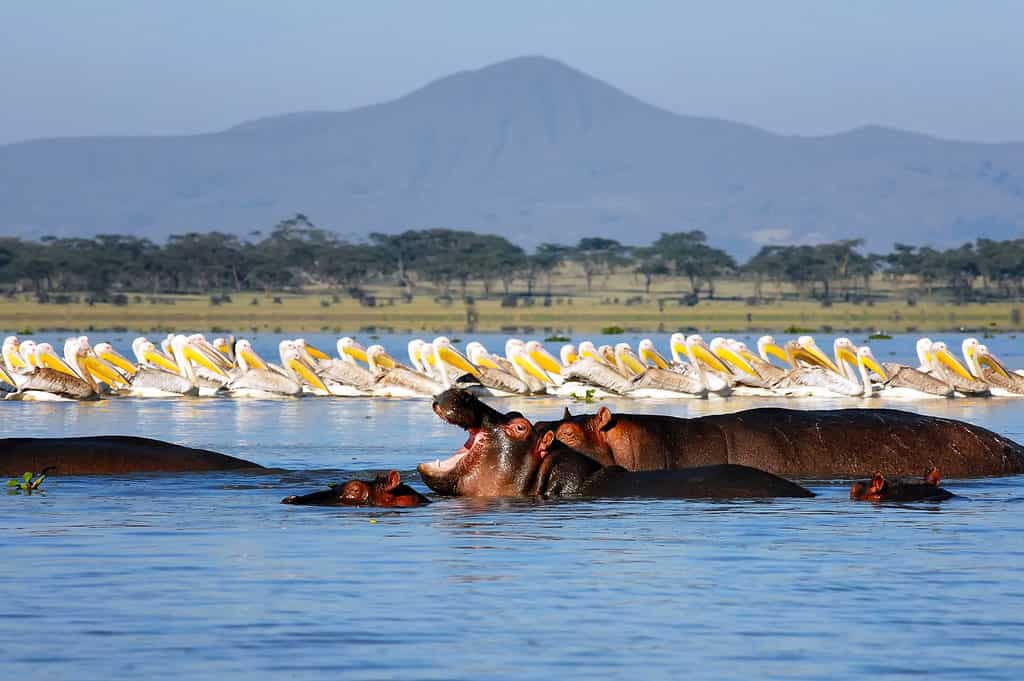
[2, 55, 1023, 256]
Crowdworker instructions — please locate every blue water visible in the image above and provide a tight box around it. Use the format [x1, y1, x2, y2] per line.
[3, 333, 1024, 679]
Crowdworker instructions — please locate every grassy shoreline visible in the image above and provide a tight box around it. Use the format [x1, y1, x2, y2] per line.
[2, 291, 1021, 335]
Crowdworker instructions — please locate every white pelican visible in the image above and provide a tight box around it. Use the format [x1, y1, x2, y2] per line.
[465, 344, 540, 395]
[560, 344, 579, 366]
[525, 341, 563, 377]
[227, 340, 316, 397]
[336, 337, 368, 365]
[367, 344, 442, 397]
[116, 335, 228, 397]
[6, 338, 103, 401]
[682, 335, 732, 396]
[927, 341, 989, 396]
[969, 344, 1024, 396]
[295, 339, 375, 396]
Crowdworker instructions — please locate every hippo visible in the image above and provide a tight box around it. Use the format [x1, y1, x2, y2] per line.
[281, 470, 430, 507]
[534, 405, 1024, 478]
[0, 436, 262, 475]
[850, 468, 954, 502]
[418, 389, 813, 499]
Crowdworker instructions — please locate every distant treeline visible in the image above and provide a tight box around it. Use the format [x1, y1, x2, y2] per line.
[2, 214, 1023, 304]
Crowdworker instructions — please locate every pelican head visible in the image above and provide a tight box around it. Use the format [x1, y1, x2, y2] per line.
[962, 338, 981, 377]
[407, 339, 426, 372]
[757, 335, 789, 365]
[797, 336, 840, 373]
[637, 338, 668, 368]
[3, 336, 25, 371]
[234, 339, 268, 372]
[525, 340, 563, 375]
[857, 346, 887, 381]
[614, 342, 647, 376]
[930, 341, 976, 381]
[278, 340, 329, 393]
[508, 342, 553, 384]
[366, 344, 396, 374]
[710, 337, 755, 376]
[916, 338, 934, 370]
[336, 337, 367, 365]
[560, 343, 579, 366]
[685, 335, 731, 374]
[433, 337, 480, 377]
[577, 341, 602, 363]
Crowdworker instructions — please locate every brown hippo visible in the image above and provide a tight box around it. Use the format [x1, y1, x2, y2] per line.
[0, 435, 262, 475]
[850, 467, 954, 502]
[534, 405, 1024, 478]
[281, 471, 430, 507]
[418, 389, 813, 499]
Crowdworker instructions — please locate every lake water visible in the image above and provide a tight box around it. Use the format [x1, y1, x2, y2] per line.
[3, 333, 1024, 679]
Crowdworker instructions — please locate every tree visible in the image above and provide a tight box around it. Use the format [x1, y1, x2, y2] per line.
[651, 231, 736, 297]
[569, 237, 630, 291]
[632, 246, 670, 293]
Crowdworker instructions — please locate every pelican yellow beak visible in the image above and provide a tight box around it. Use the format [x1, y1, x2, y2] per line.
[439, 346, 480, 377]
[762, 342, 790, 365]
[800, 341, 840, 373]
[514, 352, 553, 384]
[529, 347, 563, 375]
[601, 347, 617, 364]
[144, 349, 182, 374]
[240, 349, 268, 371]
[860, 354, 888, 381]
[475, 355, 501, 370]
[0, 364, 14, 386]
[581, 348, 602, 363]
[40, 350, 79, 377]
[836, 346, 859, 371]
[564, 350, 579, 365]
[184, 345, 229, 379]
[618, 350, 648, 376]
[375, 351, 396, 370]
[978, 353, 1011, 379]
[83, 355, 129, 388]
[640, 347, 669, 369]
[341, 345, 368, 364]
[304, 343, 331, 361]
[716, 347, 756, 376]
[692, 344, 731, 374]
[936, 347, 975, 382]
[5, 348, 26, 370]
[288, 357, 329, 393]
[100, 350, 137, 377]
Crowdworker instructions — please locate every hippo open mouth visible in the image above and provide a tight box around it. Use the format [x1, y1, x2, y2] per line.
[420, 389, 510, 494]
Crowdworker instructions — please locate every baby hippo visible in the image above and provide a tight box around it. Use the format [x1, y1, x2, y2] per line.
[281, 470, 430, 507]
[850, 467, 953, 502]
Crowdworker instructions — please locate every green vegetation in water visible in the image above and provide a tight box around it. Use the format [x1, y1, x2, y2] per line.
[544, 335, 571, 342]
[784, 325, 818, 334]
[17, 327, 34, 335]
[868, 332, 893, 340]
[7, 467, 55, 496]
[571, 388, 599, 404]
[601, 326, 625, 335]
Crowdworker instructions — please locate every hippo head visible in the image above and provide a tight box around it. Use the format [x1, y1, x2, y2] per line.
[533, 405, 617, 466]
[281, 470, 430, 507]
[850, 467, 950, 502]
[418, 389, 556, 496]
[343, 471, 430, 507]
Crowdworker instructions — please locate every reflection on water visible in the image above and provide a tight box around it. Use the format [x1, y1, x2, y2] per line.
[3, 333, 1024, 679]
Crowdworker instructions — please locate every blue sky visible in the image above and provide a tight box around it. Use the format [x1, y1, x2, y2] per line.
[3, 1, 1022, 144]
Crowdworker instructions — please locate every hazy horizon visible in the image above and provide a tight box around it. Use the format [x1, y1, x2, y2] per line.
[3, 1, 1023, 146]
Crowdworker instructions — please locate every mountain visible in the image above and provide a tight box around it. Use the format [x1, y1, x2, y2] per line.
[2, 55, 1024, 255]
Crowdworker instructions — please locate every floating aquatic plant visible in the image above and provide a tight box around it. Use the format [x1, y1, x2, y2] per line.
[6, 467, 55, 495]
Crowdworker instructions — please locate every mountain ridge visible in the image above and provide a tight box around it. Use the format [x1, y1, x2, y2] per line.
[2, 55, 1023, 254]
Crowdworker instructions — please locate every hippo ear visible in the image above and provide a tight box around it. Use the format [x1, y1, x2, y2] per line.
[924, 467, 941, 486]
[535, 430, 556, 458]
[595, 406, 613, 431]
[384, 470, 401, 491]
[563, 406, 572, 420]
[869, 473, 886, 495]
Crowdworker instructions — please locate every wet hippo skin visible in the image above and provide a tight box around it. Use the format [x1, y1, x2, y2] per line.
[418, 389, 813, 499]
[0, 436, 262, 475]
[850, 467, 954, 502]
[281, 470, 430, 507]
[534, 405, 1024, 478]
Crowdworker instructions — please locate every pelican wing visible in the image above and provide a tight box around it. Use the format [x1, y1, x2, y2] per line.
[628, 368, 707, 397]
[228, 369, 303, 396]
[563, 357, 633, 395]
[128, 366, 199, 396]
[317, 359, 377, 393]
[881, 363, 954, 397]
[13, 368, 97, 400]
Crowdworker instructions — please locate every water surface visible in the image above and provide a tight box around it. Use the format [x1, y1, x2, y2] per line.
[3, 333, 1024, 679]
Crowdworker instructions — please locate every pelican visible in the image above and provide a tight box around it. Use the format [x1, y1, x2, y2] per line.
[293, 338, 375, 395]
[665, 333, 729, 393]
[626, 342, 708, 399]
[227, 340, 313, 397]
[927, 341, 989, 397]
[525, 341, 563, 377]
[560, 344, 579, 366]
[613, 343, 647, 378]
[772, 339, 864, 397]
[577, 341, 606, 364]
[727, 338, 788, 386]
[871, 339, 953, 399]
[709, 338, 775, 395]
[560, 355, 632, 396]
[637, 339, 670, 369]
[117, 335, 227, 397]
[467, 341, 517, 374]
[969, 344, 1024, 397]
[465, 344, 540, 395]
[367, 344, 443, 397]
[6, 338, 102, 401]
[682, 335, 732, 395]
[337, 337, 368, 365]
[212, 336, 235, 363]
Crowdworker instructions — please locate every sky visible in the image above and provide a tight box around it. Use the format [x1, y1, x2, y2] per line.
[2, 1, 1023, 145]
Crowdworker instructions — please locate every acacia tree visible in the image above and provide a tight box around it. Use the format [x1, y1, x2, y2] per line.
[651, 231, 736, 298]
[570, 237, 629, 291]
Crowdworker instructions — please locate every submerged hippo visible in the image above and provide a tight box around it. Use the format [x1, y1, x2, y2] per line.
[281, 470, 430, 507]
[418, 389, 813, 499]
[850, 468, 954, 502]
[534, 405, 1024, 478]
[0, 435, 262, 475]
